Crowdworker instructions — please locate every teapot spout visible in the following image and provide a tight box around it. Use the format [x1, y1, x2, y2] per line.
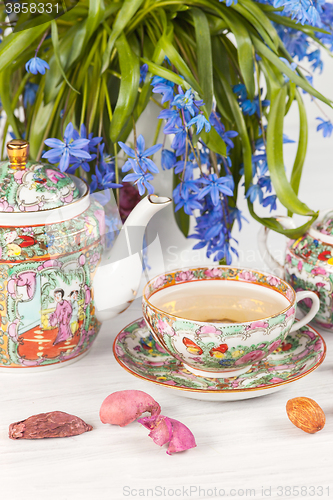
[93, 195, 172, 322]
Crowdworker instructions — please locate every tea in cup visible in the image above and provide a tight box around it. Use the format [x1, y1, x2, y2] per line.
[142, 266, 320, 378]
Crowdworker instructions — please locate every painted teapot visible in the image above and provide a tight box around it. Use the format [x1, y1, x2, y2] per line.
[0, 140, 171, 369]
[259, 211, 333, 330]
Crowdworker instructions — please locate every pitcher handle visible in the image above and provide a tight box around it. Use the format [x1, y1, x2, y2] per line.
[258, 216, 296, 279]
[290, 291, 320, 332]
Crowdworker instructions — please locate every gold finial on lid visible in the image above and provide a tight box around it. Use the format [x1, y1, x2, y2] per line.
[6, 139, 29, 169]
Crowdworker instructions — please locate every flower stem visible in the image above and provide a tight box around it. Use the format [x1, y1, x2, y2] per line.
[114, 142, 120, 206]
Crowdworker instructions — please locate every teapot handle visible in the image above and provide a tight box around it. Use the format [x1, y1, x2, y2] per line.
[258, 216, 296, 279]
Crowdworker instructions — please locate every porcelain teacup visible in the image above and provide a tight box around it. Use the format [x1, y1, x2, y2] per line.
[142, 266, 320, 378]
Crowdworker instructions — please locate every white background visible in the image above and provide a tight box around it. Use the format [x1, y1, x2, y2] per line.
[1, 37, 333, 500]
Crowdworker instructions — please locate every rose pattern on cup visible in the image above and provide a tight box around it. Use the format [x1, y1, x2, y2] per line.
[141, 266, 317, 377]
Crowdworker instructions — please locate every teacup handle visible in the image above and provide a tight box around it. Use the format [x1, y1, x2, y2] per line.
[290, 291, 320, 332]
[258, 216, 296, 278]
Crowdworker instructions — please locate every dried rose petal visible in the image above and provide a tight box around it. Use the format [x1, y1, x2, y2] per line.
[138, 415, 196, 455]
[9, 411, 93, 440]
[100, 390, 161, 427]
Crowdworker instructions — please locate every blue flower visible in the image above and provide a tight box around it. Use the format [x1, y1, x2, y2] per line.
[90, 162, 122, 193]
[69, 124, 102, 172]
[187, 114, 211, 133]
[241, 99, 257, 116]
[152, 83, 175, 104]
[140, 64, 149, 84]
[245, 183, 264, 204]
[262, 195, 277, 212]
[151, 76, 174, 87]
[23, 82, 39, 107]
[229, 207, 248, 231]
[172, 87, 196, 116]
[198, 173, 234, 205]
[118, 134, 162, 175]
[316, 117, 333, 137]
[25, 57, 50, 75]
[174, 190, 202, 215]
[42, 123, 91, 172]
[122, 171, 155, 196]
[219, 0, 238, 5]
[258, 175, 272, 193]
[171, 126, 187, 156]
[161, 149, 177, 170]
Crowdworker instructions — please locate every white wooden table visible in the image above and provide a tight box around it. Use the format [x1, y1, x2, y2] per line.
[1, 299, 332, 500]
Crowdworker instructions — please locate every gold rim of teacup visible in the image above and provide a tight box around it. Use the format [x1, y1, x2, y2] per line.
[142, 265, 297, 326]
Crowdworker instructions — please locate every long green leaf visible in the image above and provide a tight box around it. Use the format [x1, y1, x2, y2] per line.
[237, 0, 280, 47]
[101, 0, 145, 74]
[218, 6, 255, 99]
[290, 89, 308, 198]
[158, 31, 202, 94]
[266, 85, 314, 216]
[110, 33, 140, 142]
[140, 59, 187, 87]
[84, 0, 105, 45]
[0, 23, 51, 71]
[51, 21, 79, 94]
[217, 67, 253, 191]
[232, 2, 278, 52]
[0, 71, 20, 138]
[248, 202, 318, 239]
[253, 36, 332, 106]
[44, 20, 89, 103]
[191, 8, 213, 114]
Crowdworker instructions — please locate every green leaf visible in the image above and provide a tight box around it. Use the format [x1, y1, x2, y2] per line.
[289, 89, 308, 200]
[110, 33, 140, 143]
[237, 0, 280, 48]
[191, 8, 213, 114]
[0, 23, 51, 72]
[84, 0, 105, 45]
[266, 85, 314, 216]
[140, 59, 187, 87]
[253, 36, 332, 106]
[158, 31, 202, 94]
[0, 72, 20, 139]
[219, 6, 255, 99]
[44, 20, 89, 103]
[217, 67, 253, 191]
[232, 2, 278, 53]
[200, 126, 226, 157]
[248, 203, 318, 239]
[266, 12, 330, 35]
[51, 20, 79, 94]
[101, 0, 145, 74]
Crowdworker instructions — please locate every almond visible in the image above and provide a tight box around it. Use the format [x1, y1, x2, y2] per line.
[286, 397, 325, 434]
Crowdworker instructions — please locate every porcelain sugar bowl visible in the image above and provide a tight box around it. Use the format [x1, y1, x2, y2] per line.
[259, 211, 333, 330]
[0, 140, 171, 369]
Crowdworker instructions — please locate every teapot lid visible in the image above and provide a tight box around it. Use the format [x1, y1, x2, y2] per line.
[313, 210, 333, 236]
[0, 139, 81, 213]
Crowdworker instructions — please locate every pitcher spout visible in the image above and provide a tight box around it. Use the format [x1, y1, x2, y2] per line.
[93, 194, 172, 321]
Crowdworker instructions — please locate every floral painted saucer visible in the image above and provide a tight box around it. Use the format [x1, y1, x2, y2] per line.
[113, 318, 326, 402]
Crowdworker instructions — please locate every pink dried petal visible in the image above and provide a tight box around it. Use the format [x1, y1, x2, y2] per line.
[9, 411, 92, 440]
[138, 415, 196, 455]
[100, 390, 161, 427]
